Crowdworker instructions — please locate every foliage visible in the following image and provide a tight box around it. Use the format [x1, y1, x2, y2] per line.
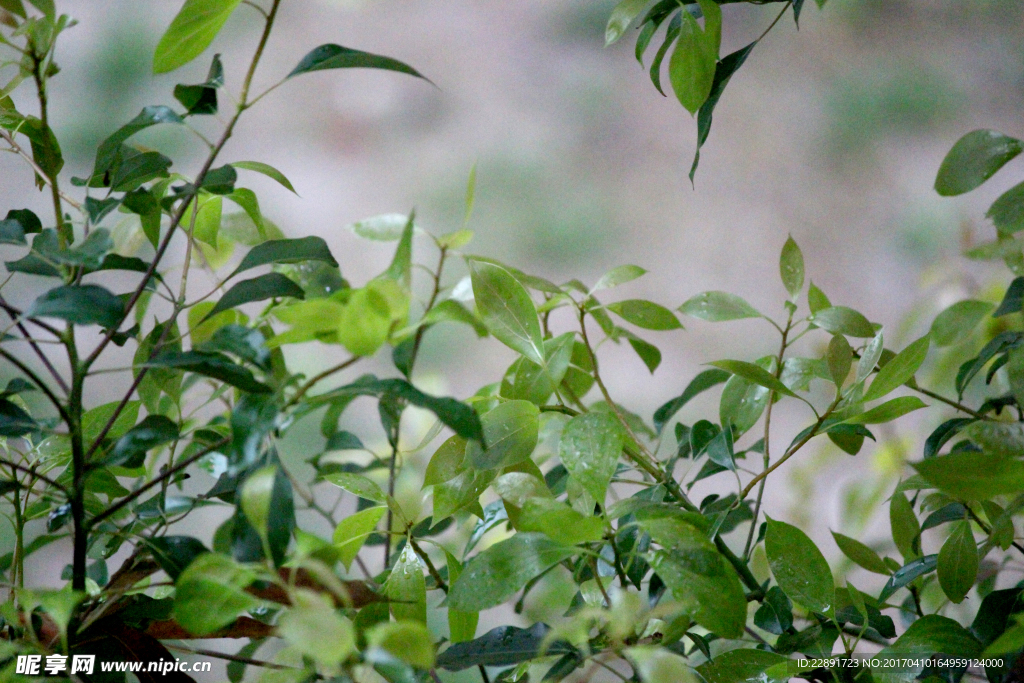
[0, 1, 1022, 683]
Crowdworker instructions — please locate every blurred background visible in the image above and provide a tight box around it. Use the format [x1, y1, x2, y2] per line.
[2, 0, 1024, 674]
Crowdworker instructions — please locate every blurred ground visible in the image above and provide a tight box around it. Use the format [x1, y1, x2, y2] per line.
[2, 0, 1024, 675]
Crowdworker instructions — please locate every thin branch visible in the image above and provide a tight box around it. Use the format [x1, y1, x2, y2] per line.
[285, 356, 360, 409]
[0, 459, 68, 495]
[0, 129, 82, 211]
[163, 644, 290, 671]
[409, 537, 448, 592]
[0, 346, 70, 423]
[913, 386, 989, 421]
[0, 301, 68, 393]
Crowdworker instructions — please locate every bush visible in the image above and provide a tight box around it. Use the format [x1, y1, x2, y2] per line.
[1, 1, 1024, 683]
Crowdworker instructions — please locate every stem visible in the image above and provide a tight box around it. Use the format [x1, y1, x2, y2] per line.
[0, 346, 70, 423]
[743, 311, 793, 560]
[285, 356, 360, 409]
[755, 1, 793, 44]
[0, 460, 68, 495]
[407, 247, 448, 374]
[66, 333, 87, 593]
[913, 386, 989, 421]
[0, 130, 81, 211]
[87, 438, 230, 529]
[28, 46, 71, 246]
[410, 538, 447, 592]
[384, 437, 400, 568]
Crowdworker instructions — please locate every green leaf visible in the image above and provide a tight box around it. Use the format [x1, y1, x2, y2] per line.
[386, 544, 427, 624]
[421, 300, 487, 337]
[0, 399, 36, 437]
[193, 194, 223, 247]
[810, 306, 875, 338]
[28, 285, 124, 328]
[592, 265, 646, 292]
[232, 160, 297, 194]
[145, 536, 209, 580]
[995, 278, 1024, 317]
[466, 400, 539, 470]
[368, 621, 435, 670]
[287, 44, 428, 81]
[963, 421, 1024, 457]
[91, 106, 183, 179]
[669, 10, 716, 114]
[323, 472, 386, 503]
[779, 236, 804, 298]
[606, 299, 682, 330]
[831, 531, 890, 576]
[231, 236, 338, 278]
[679, 291, 760, 321]
[446, 533, 576, 612]
[443, 549, 478, 643]
[642, 516, 746, 637]
[626, 646, 699, 683]
[889, 492, 920, 562]
[937, 519, 977, 604]
[143, 350, 271, 393]
[807, 281, 831, 314]
[470, 261, 544, 365]
[826, 335, 852, 388]
[914, 452, 1024, 500]
[719, 371, 769, 436]
[855, 331, 884, 384]
[103, 415, 179, 468]
[153, 0, 243, 74]
[876, 615, 980, 673]
[203, 273, 304, 322]
[558, 412, 624, 503]
[517, 498, 606, 545]
[605, 0, 650, 46]
[765, 518, 834, 614]
[172, 552, 257, 636]
[709, 360, 797, 398]
[436, 623, 572, 671]
[935, 129, 1023, 196]
[754, 586, 794, 636]
[277, 590, 355, 666]
[348, 213, 413, 241]
[689, 43, 755, 182]
[845, 396, 927, 424]
[626, 335, 662, 373]
[653, 368, 731, 434]
[332, 506, 386, 570]
[931, 300, 993, 347]
[697, 649, 789, 683]
[174, 54, 222, 115]
[862, 335, 930, 402]
[240, 465, 276, 542]
[987, 179, 1024, 235]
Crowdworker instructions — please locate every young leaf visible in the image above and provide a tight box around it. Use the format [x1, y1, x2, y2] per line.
[287, 44, 428, 81]
[172, 552, 257, 636]
[592, 265, 646, 292]
[333, 506, 386, 570]
[606, 299, 682, 330]
[240, 466, 276, 542]
[323, 472, 386, 504]
[862, 335, 930, 402]
[153, 0, 243, 74]
[935, 129, 1023, 196]
[689, 43, 755, 182]
[469, 261, 545, 365]
[765, 518, 834, 614]
[278, 590, 355, 666]
[447, 534, 575, 612]
[937, 519, 978, 604]
[605, 0, 650, 46]
[779, 236, 805, 298]
[386, 544, 427, 624]
[28, 285, 124, 329]
[709, 360, 797, 398]
[855, 331, 884, 384]
[831, 531, 890, 576]
[679, 291, 761, 321]
[558, 412, 624, 503]
[443, 549, 478, 643]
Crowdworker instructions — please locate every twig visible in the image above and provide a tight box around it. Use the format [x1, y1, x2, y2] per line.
[0, 129, 81, 211]
[163, 644, 289, 671]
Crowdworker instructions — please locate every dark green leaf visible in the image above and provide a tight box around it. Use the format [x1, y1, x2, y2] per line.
[995, 278, 1024, 317]
[826, 423, 873, 455]
[231, 236, 338, 278]
[935, 129, 1023, 196]
[937, 519, 977, 604]
[626, 335, 662, 373]
[709, 360, 797, 398]
[689, 43, 755, 182]
[971, 588, 1023, 647]
[924, 418, 974, 459]
[559, 411, 624, 502]
[988, 181, 1024, 233]
[447, 534, 576, 612]
[467, 400, 539, 469]
[326, 431, 364, 451]
[103, 415, 179, 468]
[876, 615, 979, 667]
[203, 273, 304, 323]
[766, 518, 834, 613]
[878, 554, 937, 602]
[20, 116, 63, 180]
[890, 491, 920, 561]
[153, 0, 243, 74]
[146, 536, 209, 580]
[287, 44, 429, 81]
[174, 54, 222, 115]
[122, 188, 163, 248]
[201, 164, 237, 195]
[232, 161, 297, 194]
[826, 335, 852, 387]
[669, 10, 716, 114]
[697, 649, 789, 683]
[85, 197, 121, 225]
[28, 284, 124, 328]
[0, 398, 36, 437]
[436, 623, 573, 671]
[754, 586, 794, 635]
[109, 147, 173, 192]
[846, 396, 927, 424]
[143, 350, 271, 394]
[653, 368, 731, 434]
[92, 105, 182, 180]
[921, 502, 968, 531]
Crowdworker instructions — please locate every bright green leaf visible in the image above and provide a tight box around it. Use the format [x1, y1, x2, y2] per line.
[153, 0, 243, 74]
[679, 291, 761, 321]
[935, 129, 1023, 196]
[862, 335, 930, 402]
[470, 261, 544, 365]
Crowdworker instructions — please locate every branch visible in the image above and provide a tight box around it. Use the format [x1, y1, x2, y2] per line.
[0, 129, 82, 211]
[0, 346, 70, 423]
[0, 459, 68, 495]
[0, 297, 68, 394]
